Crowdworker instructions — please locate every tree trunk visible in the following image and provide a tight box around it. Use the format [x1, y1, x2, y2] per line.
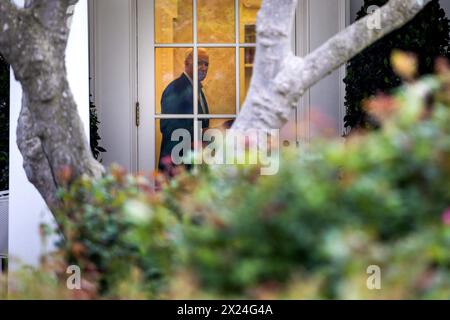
[0, 0, 103, 210]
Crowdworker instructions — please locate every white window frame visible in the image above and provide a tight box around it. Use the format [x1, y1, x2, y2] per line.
[138, 0, 264, 172]
[136, 0, 348, 172]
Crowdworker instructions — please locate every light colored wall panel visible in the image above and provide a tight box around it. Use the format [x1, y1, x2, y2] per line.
[308, 0, 345, 138]
[92, 0, 137, 172]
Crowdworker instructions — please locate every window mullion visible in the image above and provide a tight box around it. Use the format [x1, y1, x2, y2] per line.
[235, 0, 240, 115]
[154, 114, 237, 119]
[193, 0, 200, 165]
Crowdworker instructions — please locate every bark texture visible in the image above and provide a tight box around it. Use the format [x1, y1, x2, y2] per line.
[0, 0, 103, 209]
[233, 0, 431, 132]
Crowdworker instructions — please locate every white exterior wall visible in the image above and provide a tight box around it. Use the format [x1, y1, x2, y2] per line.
[9, 0, 90, 268]
[90, 0, 137, 172]
[307, 0, 348, 139]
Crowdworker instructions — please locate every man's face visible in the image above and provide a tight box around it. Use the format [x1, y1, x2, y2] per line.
[185, 51, 209, 82]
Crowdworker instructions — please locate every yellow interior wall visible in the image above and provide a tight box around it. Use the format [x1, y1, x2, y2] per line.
[173, 0, 193, 43]
[155, 0, 193, 43]
[201, 47, 236, 115]
[198, 0, 235, 43]
[155, 48, 188, 115]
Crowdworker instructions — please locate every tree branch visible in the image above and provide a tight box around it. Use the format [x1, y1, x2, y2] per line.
[233, 0, 432, 132]
[0, 1, 103, 211]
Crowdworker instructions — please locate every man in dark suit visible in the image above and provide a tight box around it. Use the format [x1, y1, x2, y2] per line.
[159, 49, 210, 172]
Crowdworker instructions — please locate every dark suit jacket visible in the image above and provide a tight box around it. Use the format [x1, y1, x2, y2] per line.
[159, 73, 210, 170]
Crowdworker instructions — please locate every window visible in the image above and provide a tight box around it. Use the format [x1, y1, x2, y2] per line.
[152, 0, 261, 171]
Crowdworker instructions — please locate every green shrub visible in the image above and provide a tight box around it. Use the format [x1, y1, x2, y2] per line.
[8, 61, 450, 299]
[168, 67, 450, 298]
[344, 0, 450, 133]
[53, 166, 181, 298]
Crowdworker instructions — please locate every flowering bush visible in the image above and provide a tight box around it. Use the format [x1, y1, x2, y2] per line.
[51, 166, 183, 298]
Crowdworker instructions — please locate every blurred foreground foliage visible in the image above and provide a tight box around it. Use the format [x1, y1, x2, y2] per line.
[3, 55, 450, 299]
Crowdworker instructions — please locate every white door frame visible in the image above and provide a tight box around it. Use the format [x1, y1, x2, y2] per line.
[137, 0, 154, 173]
[297, 0, 349, 143]
[89, 0, 139, 173]
[138, 0, 264, 172]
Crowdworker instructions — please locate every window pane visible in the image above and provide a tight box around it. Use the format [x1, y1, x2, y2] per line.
[198, 47, 236, 115]
[239, 47, 255, 108]
[201, 118, 235, 163]
[156, 118, 194, 171]
[239, 0, 261, 43]
[155, 0, 193, 43]
[156, 48, 194, 115]
[207, 118, 235, 130]
[201, 119, 234, 159]
[198, 0, 235, 43]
